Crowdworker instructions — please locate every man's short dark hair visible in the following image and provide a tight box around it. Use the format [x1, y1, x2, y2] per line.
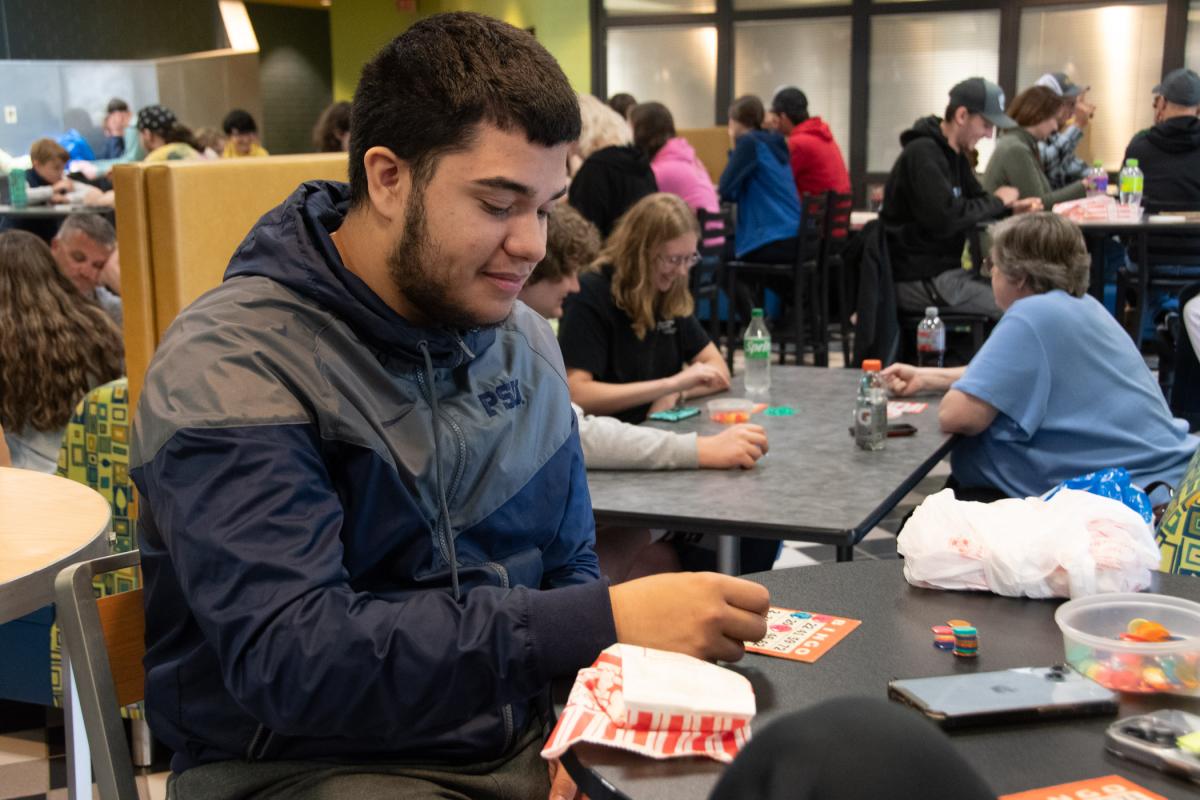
[222, 109, 258, 135]
[771, 88, 809, 125]
[630, 102, 675, 161]
[608, 93, 637, 119]
[106, 98, 129, 114]
[56, 213, 116, 249]
[348, 12, 581, 207]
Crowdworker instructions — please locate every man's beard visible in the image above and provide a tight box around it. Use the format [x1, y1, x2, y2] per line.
[387, 184, 503, 331]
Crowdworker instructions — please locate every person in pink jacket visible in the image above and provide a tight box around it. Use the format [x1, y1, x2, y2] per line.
[631, 102, 720, 221]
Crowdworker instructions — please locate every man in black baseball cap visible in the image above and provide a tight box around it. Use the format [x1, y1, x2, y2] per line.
[1126, 68, 1200, 210]
[879, 77, 1037, 320]
[1035, 71, 1096, 189]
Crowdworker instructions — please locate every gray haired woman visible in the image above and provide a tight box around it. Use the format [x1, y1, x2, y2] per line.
[883, 212, 1196, 501]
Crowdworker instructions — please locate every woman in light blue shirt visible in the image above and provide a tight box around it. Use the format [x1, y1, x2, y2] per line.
[884, 213, 1197, 499]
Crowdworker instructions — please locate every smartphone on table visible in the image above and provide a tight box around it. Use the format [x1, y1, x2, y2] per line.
[887, 665, 1119, 729]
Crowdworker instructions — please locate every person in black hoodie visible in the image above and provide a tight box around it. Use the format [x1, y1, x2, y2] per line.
[569, 93, 657, 237]
[881, 77, 1039, 319]
[1125, 68, 1200, 208]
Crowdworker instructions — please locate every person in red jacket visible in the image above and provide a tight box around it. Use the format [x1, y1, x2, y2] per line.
[770, 88, 851, 197]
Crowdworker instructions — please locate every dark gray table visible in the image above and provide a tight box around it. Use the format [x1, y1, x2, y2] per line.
[565, 560, 1200, 799]
[586, 367, 954, 568]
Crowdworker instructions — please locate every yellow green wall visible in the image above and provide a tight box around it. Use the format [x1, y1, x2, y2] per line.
[330, 0, 590, 102]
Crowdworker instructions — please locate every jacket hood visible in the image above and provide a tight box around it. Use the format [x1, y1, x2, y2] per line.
[793, 117, 834, 142]
[223, 180, 494, 369]
[588, 144, 653, 175]
[748, 129, 790, 166]
[655, 137, 698, 163]
[1146, 116, 1200, 154]
[900, 115, 950, 150]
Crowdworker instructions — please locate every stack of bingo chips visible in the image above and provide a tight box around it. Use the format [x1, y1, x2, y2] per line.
[951, 623, 978, 659]
[931, 625, 955, 651]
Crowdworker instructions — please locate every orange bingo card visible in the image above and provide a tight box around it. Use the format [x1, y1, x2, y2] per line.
[745, 606, 861, 663]
[1000, 775, 1167, 800]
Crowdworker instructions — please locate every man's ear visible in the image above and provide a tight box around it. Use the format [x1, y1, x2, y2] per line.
[361, 146, 413, 223]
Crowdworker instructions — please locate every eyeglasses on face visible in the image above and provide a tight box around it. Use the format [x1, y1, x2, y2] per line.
[657, 252, 701, 269]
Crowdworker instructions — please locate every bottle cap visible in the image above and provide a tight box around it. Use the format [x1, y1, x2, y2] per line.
[751, 308, 764, 318]
[1093, 159, 1103, 168]
[1126, 158, 1138, 167]
[862, 359, 882, 372]
[924, 306, 938, 318]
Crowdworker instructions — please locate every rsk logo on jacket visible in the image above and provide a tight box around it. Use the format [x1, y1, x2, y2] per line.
[478, 379, 524, 417]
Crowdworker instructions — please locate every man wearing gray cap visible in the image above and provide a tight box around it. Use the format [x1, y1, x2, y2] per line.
[1125, 68, 1200, 207]
[1034, 71, 1095, 190]
[881, 77, 1037, 319]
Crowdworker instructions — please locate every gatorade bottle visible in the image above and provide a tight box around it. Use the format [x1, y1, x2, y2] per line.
[1086, 160, 1107, 198]
[743, 308, 771, 398]
[855, 360, 887, 451]
[1119, 159, 1143, 209]
[8, 168, 27, 208]
[916, 306, 945, 368]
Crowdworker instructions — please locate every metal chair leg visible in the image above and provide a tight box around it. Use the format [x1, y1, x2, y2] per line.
[131, 718, 153, 767]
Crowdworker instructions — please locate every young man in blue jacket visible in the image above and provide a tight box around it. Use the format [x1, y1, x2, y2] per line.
[130, 13, 769, 800]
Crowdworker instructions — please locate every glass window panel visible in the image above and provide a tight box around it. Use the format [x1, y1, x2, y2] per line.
[604, 0, 715, 15]
[868, 11, 1000, 172]
[1188, 0, 1200, 71]
[1018, 3, 1166, 172]
[607, 25, 718, 129]
[734, 18, 852, 160]
[735, 0, 848, 9]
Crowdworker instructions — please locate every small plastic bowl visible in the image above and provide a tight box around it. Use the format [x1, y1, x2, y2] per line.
[707, 398, 755, 425]
[1055, 593, 1200, 695]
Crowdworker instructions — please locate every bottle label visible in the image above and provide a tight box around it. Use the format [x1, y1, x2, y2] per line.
[856, 407, 873, 427]
[745, 336, 770, 360]
[1120, 174, 1143, 194]
[916, 328, 945, 352]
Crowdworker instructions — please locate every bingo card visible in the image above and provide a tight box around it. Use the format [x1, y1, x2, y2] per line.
[745, 606, 861, 663]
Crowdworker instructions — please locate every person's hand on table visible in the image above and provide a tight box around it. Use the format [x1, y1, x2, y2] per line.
[881, 363, 925, 397]
[1011, 197, 1042, 215]
[697, 424, 768, 469]
[548, 757, 585, 800]
[673, 361, 730, 395]
[609, 572, 770, 663]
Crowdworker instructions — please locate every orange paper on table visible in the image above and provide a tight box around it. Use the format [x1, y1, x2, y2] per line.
[745, 606, 861, 663]
[1000, 775, 1167, 800]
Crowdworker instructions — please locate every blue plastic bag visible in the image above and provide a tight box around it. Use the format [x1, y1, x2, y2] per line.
[1043, 467, 1153, 524]
[56, 129, 95, 162]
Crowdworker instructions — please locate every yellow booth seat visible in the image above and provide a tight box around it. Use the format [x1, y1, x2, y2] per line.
[678, 126, 730, 185]
[114, 153, 348, 406]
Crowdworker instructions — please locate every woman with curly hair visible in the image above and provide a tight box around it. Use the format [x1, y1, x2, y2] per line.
[0, 230, 124, 471]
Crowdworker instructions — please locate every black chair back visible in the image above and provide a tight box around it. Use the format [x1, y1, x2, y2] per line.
[694, 207, 734, 341]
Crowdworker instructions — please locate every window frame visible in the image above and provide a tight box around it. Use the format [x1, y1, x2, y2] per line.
[593, 0, 1190, 205]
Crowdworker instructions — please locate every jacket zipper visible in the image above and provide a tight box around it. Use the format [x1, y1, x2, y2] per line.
[244, 724, 274, 761]
[414, 369, 456, 568]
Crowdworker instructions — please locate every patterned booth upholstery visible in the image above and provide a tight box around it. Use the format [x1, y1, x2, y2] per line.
[1157, 447, 1200, 576]
[0, 379, 139, 715]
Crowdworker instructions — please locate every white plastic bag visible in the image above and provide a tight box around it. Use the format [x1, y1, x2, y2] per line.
[897, 488, 1161, 598]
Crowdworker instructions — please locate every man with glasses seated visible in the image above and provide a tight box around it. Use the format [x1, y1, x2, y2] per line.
[880, 77, 1040, 320]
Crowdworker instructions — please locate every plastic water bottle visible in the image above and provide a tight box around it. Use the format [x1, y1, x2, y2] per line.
[1086, 160, 1107, 198]
[1119, 158, 1143, 209]
[916, 306, 945, 368]
[8, 168, 27, 207]
[854, 359, 887, 451]
[743, 308, 771, 398]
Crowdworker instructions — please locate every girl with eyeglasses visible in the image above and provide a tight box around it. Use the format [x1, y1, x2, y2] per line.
[559, 192, 732, 424]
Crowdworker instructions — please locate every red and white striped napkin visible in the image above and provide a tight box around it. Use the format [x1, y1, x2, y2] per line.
[541, 644, 756, 764]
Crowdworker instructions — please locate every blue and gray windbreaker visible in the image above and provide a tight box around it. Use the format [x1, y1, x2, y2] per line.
[130, 180, 616, 772]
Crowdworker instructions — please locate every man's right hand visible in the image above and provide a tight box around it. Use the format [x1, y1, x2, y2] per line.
[993, 186, 1020, 206]
[696, 424, 768, 469]
[673, 361, 730, 394]
[609, 572, 770, 663]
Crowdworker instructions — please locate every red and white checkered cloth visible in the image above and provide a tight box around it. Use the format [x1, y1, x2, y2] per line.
[541, 645, 755, 764]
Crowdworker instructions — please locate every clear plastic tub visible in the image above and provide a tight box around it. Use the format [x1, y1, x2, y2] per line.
[707, 398, 755, 424]
[1055, 593, 1200, 695]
